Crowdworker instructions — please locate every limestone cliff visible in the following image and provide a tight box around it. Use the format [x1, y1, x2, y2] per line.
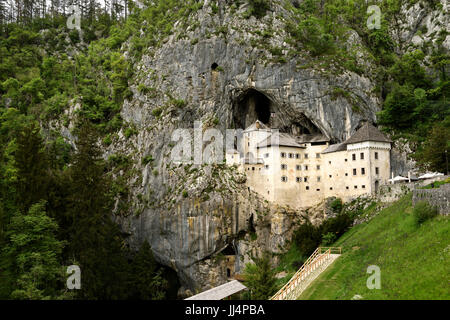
[82, 0, 448, 293]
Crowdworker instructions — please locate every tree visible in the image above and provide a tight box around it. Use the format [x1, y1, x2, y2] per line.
[65, 121, 130, 300]
[243, 252, 277, 300]
[1, 201, 65, 300]
[130, 241, 168, 300]
[14, 121, 49, 213]
[413, 119, 450, 174]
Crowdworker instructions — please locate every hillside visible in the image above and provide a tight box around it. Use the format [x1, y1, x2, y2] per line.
[298, 195, 450, 300]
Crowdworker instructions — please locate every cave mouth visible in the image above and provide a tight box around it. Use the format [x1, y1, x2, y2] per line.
[232, 89, 324, 137]
[222, 244, 236, 256]
[233, 89, 272, 130]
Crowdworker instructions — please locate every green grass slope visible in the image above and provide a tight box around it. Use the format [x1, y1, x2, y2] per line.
[298, 195, 450, 300]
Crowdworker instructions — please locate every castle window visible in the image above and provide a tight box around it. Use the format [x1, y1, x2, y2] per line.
[376, 167, 379, 175]
[353, 169, 357, 176]
[317, 165, 321, 170]
[296, 154, 300, 159]
[361, 168, 366, 175]
[306, 186, 310, 190]
[296, 165, 301, 171]
[304, 165, 309, 171]
[345, 173, 348, 176]
[289, 153, 294, 158]
[281, 176, 288, 182]
[317, 177, 321, 182]
[346, 186, 349, 190]
[316, 189, 321, 191]
[296, 177, 301, 183]
[354, 186, 358, 189]
[330, 187, 333, 190]
[281, 164, 287, 170]
[345, 159, 348, 162]
[281, 152, 286, 158]
[265, 153, 269, 158]
[304, 154, 309, 159]
[352, 154, 356, 161]
[375, 152, 379, 160]
[329, 161, 332, 165]
[316, 153, 321, 158]
[362, 185, 366, 189]
[252, 167, 255, 171]
[304, 177, 308, 183]
[265, 165, 269, 170]
[360, 153, 365, 160]
[329, 175, 332, 178]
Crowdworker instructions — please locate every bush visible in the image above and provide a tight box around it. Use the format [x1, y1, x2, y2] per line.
[330, 198, 343, 214]
[413, 201, 438, 226]
[320, 213, 353, 239]
[322, 232, 337, 246]
[292, 221, 322, 256]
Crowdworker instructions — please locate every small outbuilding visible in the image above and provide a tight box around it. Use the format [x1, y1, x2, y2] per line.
[184, 280, 247, 300]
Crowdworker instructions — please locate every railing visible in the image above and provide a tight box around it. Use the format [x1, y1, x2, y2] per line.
[270, 247, 342, 300]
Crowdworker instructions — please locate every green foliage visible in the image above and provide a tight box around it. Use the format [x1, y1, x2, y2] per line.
[330, 198, 343, 214]
[246, 0, 271, 19]
[2, 201, 65, 300]
[129, 241, 168, 300]
[321, 232, 337, 246]
[296, 17, 335, 56]
[412, 119, 450, 173]
[243, 252, 277, 300]
[413, 201, 438, 226]
[299, 195, 450, 300]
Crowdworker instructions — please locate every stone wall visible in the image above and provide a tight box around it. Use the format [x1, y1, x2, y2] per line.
[378, 176, 449, 203]
[413, 184, 450, 215]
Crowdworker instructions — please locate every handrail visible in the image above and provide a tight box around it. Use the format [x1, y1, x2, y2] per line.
[270, 247, 342, 300]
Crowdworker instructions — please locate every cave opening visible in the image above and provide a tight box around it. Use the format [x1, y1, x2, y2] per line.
[248, 214, 256, 233]
[233, 89, 272, 130]
[222, 244, 236, 256]
[211, 62, 218, 70]
[231, 89, 325, 138]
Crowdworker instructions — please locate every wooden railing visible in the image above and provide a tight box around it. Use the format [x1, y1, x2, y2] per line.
[270, 247, 342, 300]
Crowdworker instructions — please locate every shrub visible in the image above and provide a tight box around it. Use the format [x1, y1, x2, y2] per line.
[330, 198, 343, 214]
[182, 190, 188, 198]
[413, 201, 438, 226]
[292, 221, 322, 256]
[320, 213, 353, 239]
[322, 232, 337, 246]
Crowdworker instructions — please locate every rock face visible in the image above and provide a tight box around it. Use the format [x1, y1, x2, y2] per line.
[105, 1, 448, 292]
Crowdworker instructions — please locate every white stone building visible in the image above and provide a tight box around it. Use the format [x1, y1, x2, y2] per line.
[226, 120, 392, 209]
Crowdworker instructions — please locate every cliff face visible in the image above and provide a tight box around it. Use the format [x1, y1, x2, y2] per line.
[102, 1, 448, 293]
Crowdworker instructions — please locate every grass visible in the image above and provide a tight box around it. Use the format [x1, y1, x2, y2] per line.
[297, 194, 450, 300]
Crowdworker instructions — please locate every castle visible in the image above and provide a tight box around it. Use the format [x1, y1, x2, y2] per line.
[226, 120, 392, 209]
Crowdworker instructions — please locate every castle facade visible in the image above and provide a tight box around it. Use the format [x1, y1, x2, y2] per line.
[226, 121, 392, 209]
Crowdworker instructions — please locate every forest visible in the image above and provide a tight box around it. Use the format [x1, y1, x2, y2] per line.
[0, 0, 448, 300]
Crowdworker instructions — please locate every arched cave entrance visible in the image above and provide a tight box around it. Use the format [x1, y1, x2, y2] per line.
[233, 89, 272, 129]
[232, 89, 324, 137]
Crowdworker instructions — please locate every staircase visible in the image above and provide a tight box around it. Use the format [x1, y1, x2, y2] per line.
[271, 247, 342, 300]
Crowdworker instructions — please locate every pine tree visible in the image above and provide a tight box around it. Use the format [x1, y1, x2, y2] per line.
[65, 121, 130, 300]
[14, 122, 49, 213]
[243, 252, 277, 300]
[130, 241, 168, 300]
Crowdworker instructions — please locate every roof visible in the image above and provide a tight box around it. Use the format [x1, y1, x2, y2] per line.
[257, 132, 305, 149]
[185, 280, 247, 300]
[344, 122, 392, 145]
[244, 120, 271, 132]
[322, 142, 347, 154]
[322, 122, 391, 154]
